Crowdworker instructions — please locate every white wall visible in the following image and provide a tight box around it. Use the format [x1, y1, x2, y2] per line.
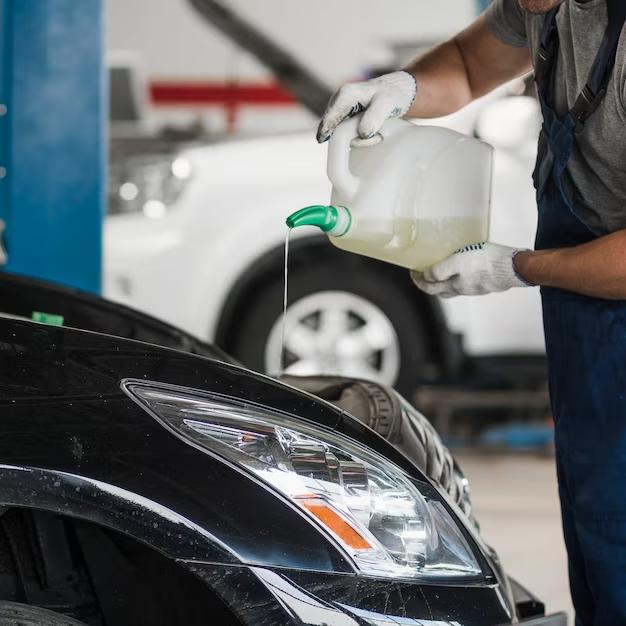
[107, 0, 478, 133]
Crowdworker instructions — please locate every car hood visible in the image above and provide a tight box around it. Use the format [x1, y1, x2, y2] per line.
[0, 315, 424, 482]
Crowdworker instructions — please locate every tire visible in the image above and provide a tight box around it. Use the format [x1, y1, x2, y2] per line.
[230, 246, 432, 398]
[0, 602, 88, 626]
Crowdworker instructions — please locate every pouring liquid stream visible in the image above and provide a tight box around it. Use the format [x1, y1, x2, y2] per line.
[279, 228, 291, 377]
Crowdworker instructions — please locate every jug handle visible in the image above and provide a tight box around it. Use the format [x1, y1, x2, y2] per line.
[327, 115, 361, 198]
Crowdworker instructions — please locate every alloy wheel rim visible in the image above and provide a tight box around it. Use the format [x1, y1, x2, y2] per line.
[265, 290, 401, 385]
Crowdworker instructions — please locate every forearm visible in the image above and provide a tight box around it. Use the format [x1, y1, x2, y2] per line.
[515, 230, 626, 299]
[403, 40, 474, 118]
[403, 16, 532, 120]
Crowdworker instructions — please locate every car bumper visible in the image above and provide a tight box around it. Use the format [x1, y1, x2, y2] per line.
[518, 615, 568, 626]
[508, 577, 567, 625]
[187, 561, 560, 626]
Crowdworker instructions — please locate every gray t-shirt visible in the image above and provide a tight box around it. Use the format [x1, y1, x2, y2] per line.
[486, 0, 626, 235]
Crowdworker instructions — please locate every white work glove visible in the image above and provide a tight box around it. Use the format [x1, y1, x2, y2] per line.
[317, 71, 417, 143]
[411, 242, 532, 298]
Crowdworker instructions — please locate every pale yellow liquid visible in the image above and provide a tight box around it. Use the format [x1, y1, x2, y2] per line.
[330, 217, 488, 271]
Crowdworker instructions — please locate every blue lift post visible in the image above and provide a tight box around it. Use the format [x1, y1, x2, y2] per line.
[0, 0, 105, 294]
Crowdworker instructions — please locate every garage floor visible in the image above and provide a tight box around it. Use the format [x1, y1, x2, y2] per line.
[456, 453, 574, 622]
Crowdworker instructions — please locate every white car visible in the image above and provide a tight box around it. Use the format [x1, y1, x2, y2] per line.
[104, 89, 545, 397]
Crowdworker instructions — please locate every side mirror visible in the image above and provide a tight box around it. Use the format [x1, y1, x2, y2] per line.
[475, 95, 542, 151]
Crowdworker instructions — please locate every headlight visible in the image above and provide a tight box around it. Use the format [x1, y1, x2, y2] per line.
[108, 154, 192, 218]
[122, 379, 483, 580]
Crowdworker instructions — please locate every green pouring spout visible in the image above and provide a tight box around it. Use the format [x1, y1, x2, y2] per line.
[285, 205, 351, 237]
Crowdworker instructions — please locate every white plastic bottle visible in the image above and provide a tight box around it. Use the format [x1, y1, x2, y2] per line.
[286, 116, 493, 271]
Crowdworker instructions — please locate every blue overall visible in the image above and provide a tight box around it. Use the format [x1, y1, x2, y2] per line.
[533, 3, 626, 624]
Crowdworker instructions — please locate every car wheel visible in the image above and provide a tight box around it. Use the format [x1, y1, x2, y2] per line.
[0, 602, 88, 625]
[230, 252, 431, 398]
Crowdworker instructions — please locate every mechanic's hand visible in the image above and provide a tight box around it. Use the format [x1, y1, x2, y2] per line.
[411, 242, 533, 298]
[317, 71, 417, 143]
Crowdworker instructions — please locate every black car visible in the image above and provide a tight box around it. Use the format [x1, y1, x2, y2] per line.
[0, 273, 565, 625]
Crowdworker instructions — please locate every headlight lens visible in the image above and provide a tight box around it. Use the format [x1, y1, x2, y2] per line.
[123, 380, 482, 580]
[108, 154, 192, 218]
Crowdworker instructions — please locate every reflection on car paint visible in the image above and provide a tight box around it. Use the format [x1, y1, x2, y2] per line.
[253, 567, 360, 625]
[0, 464, 238, 563]
[254, 567, 466, 626]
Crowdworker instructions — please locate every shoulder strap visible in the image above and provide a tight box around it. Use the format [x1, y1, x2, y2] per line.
[570, 0, 626, 130]
[534, 7, 560, 85]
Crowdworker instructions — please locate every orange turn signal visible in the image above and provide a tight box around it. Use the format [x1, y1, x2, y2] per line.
[298, 497, 372, 551]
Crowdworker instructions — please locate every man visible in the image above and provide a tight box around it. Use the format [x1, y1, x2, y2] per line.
[317, 2, 626, 625]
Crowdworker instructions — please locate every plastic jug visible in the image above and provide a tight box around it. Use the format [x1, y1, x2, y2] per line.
[286, 115, 493, 270]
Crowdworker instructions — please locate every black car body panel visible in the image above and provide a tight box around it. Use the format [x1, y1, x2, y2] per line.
[0, 317, 561, 625]
[0, 318, 359, 572]
[0, 271, 232, 362]
[0, 272, 565, 625]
